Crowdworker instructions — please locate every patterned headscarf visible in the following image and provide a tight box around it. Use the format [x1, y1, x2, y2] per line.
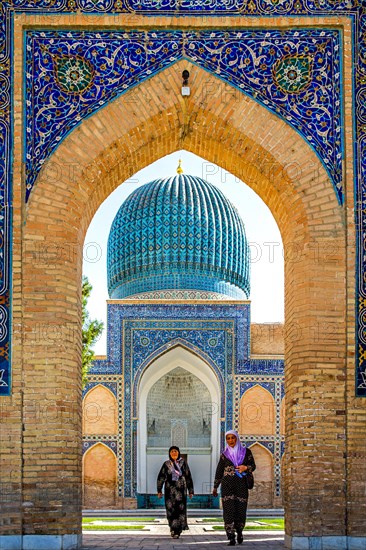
[168, 446, 183, 481]
[223, 430, 246, 467]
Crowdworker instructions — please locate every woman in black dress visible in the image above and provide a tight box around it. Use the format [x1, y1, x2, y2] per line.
[212, 430, 256, 545]
[157, 446, 194, 539]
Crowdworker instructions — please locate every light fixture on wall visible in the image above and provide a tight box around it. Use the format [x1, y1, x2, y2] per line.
[181, 69, 190, 96]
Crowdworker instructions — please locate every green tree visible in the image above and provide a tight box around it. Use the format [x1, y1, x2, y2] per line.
[82, 276, 104, 388]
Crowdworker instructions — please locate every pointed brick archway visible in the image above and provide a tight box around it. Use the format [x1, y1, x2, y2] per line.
[136, 345, 221, 496]
[15, 60, 350, 548]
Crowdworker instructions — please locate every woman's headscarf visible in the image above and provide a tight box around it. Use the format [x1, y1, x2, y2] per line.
[168, 446, 183, 481]
[223, 429, 246, 467]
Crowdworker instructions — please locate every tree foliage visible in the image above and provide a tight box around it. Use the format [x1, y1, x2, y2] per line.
[82, 276, 104, 388]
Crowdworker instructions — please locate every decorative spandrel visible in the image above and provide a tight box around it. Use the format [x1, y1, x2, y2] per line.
[25, 28, 342, 204]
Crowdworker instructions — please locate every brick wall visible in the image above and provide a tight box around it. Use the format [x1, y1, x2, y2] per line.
[251, 323, 284, 356]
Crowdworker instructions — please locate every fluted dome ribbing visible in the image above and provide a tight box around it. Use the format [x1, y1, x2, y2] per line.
[107, 174, 250, 299]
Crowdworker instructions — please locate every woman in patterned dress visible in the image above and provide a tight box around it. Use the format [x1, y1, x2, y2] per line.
[212, 430, 256, 546]
[157, 446, 194, 539]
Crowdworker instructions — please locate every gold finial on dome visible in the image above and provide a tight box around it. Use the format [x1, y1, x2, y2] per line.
[177, 159, 183, 174]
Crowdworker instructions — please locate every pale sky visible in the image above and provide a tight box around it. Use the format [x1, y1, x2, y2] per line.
[83, 150, 284, 355]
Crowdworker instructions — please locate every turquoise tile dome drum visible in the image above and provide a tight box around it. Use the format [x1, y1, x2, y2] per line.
[107, 174, 250, 299]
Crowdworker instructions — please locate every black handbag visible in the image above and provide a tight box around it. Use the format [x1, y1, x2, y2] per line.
[246, 471, 254, 490]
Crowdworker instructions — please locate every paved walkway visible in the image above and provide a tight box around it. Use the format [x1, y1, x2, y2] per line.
[82, 532, 285, 549]
[82, 521, 285, 549]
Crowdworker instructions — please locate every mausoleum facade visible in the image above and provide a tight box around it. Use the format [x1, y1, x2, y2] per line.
[82, 172, 285, 509]
[83, 301, 286, 510]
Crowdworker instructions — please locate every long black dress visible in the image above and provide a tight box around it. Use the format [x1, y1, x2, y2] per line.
[157, 458, 194, 536]
[213, 448, 256, 538]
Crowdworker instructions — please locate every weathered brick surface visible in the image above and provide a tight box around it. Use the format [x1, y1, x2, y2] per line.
[251, 323, 284, 356]
[0, 11, 363, 544]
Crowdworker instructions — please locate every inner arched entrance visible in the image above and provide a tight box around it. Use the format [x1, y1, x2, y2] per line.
[137, 346, 221, 504]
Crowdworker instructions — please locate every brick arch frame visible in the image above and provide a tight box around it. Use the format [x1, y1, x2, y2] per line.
[82, 440, 117, 458]
[21, 60, 346, 540]
[82, 384, 118, 435]
[248, 442, 274, 482]
[239, 384, 276, 436]
[82, 442, 117, 509]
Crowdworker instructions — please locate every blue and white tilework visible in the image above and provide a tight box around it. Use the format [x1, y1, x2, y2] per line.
[107, 175, 250, 299]
[25, 29, 342, 202]
[86, 301, 284, 498]
[82, 381, 118, 399]
[82, 439, 118, 456]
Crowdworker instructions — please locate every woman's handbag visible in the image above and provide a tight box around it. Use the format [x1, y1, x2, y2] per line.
[245, 471, 254, 490]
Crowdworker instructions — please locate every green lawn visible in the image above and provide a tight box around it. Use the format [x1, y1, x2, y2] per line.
[211, 518, 284, 531]
[83, 524, 147, 531]
[83, 517, 155, 523]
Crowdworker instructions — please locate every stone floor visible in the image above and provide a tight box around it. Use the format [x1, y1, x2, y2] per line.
[82, 532, 285, 549]
[82, 521, 285, 549]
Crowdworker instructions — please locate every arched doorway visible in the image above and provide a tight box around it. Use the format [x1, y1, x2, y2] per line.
[18, 58, 347, 545]
[137, 346, 221, 504]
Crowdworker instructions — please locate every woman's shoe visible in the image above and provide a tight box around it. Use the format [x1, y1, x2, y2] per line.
[227, 536, 236, 546]
[237, 532, 243, 544]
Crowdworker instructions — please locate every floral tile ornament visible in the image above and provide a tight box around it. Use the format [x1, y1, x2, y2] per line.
[272, 53, 313, 94]
[53, 53, 95, 95]
[25, 29, 342, 202]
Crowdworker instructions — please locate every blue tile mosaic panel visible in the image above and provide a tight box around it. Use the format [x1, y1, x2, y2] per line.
[0, 1, 364, 398]
[126, 0, 246, 14]
[243, 439, 275, 455]
[240, 381, 276, 398]
[25, 28, 342, 203]
[89, 302, 251, 376]
[238, 359, 284, 375]
[132, 326, 227, 375]
[125, 323, 234, 496]
[125, 0, 354, 15]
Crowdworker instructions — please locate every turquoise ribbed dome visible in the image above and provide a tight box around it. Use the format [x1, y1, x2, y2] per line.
[107, 174, 250, 299]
